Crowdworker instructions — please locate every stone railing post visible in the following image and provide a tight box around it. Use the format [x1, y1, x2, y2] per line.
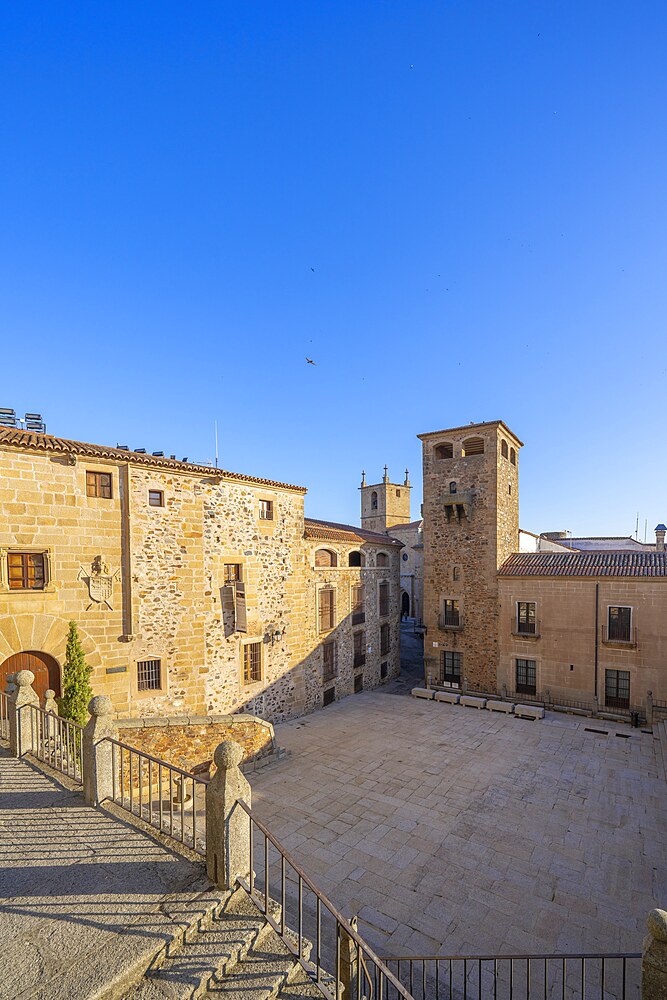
[44, 690, 59, 715]
[206, 740, 251, 891]
[9, 670, 39, 757]
[643, 908, 667, 1000]
[83, 695, 119, 806]
[647, 690, 654, 728]
[340, 915, 359, 1000]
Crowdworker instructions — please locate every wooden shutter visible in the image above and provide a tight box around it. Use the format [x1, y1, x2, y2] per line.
[235, 581, 247, 633]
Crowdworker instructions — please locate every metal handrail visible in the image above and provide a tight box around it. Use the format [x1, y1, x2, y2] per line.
[103, 736, 207, 856]
[25, 703, 85, 783]
[237, 799, 413, 1000]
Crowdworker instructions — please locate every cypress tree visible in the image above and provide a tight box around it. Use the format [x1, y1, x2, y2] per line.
[60, 621, 93, 725]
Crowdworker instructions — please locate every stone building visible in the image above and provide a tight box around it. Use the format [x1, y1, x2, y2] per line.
[0, 427, 401, 721]
[418, 418, 667, 715]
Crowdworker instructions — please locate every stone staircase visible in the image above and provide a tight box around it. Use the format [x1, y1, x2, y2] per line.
[117, 886, 323, 1000]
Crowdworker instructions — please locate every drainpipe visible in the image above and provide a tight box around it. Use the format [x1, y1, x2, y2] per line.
[594, 582, 599, 700]
[120, 463, 134, 639]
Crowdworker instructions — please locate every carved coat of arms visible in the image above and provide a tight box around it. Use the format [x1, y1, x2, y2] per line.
[79, 555, 120, 610]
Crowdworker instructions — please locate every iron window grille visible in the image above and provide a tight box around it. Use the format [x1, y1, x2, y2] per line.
[318, 588, 336, 631]
[517, 602, 537, 635]
[380, 623, 390, 656]
[608, 606, 631, 643]
[323, 641, 337, 682]
[137, 659, 162, 691]
[8, 552, 46, 590]
[605, 668, 630, 709]
[243, 642, 262, 684]
[259, 500, 274, 520]
[351, 584, 365, 625]
[86, 471, 112, 498]
[379, 581, 390, 617]
[516, 657, 537, 695]
[440, 650, 462, 685]
[353, 631, 366, 668]
[440, 599, 460, 628]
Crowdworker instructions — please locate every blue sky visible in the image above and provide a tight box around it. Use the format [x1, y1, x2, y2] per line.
[2, 2, 666, 539]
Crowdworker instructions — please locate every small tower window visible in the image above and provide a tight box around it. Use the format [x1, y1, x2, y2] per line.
[501, 440, 509, 459]
[315, 548, 337, 568]
[453, 566, 461, 581]
[462, 436, 484, 457]
[348, 551, 364, 567]
[510, 448, 516, 466]
[396, 489, 401, 497]
[449, 481, 457, 494]
[435, 442, 453, 460]
[371, 491, 378, 510]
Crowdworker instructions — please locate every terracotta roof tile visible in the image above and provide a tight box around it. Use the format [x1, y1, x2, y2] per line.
[304, 518, 402, 546]
[0, 428, 307, 493]
[499, 551, 667, 578]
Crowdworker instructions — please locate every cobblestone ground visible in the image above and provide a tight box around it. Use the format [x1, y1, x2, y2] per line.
[250, 684, 667, 960]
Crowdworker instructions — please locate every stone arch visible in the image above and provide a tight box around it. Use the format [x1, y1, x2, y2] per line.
[0, 613, 103, 694]
[401, 591, 410, 617]
[1, 650, 61, 702]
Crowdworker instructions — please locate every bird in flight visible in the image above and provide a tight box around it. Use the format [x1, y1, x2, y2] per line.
[306, 357, 316, 365]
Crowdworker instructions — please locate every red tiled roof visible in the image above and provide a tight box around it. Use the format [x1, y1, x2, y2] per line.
[0, 428, 307, 493]
[304, 518, 403, 546]
[499, 551, 667, 578]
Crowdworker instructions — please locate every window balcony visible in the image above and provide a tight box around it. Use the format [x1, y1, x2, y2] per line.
[438, 612, 464, 631]
[511, 619, 541, 640]
[601, 625, 638, 648]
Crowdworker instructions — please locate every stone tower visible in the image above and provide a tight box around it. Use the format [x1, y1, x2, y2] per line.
[360, 467, 412, 533]
[418, 420, 522, 692]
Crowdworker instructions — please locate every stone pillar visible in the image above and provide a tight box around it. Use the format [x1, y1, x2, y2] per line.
[82, 695, 119, 806]
[9, 670, 39, 757]
[647, 691, 654, 728]
[340, 916, 359, 1000]
[643, 909, 667, 1000]
[206, 740, 251, 891]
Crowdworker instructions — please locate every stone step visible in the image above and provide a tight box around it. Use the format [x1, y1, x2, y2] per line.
[202, 930, 311, 999]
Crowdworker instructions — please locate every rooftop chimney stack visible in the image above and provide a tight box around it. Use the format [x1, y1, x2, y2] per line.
[656, 524, 666, 552]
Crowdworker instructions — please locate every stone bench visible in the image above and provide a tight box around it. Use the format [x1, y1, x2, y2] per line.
[460, 695, 487, 710]
[434, 691, 460, 705]
[487, 700, 515, 714]
[515, 704, 545, 720]
[411, 687, 434, 700]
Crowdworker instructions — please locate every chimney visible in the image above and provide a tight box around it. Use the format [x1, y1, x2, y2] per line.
[656, 524, 666, 552]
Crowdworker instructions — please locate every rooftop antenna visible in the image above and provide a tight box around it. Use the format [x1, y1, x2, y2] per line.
[214, 420, 219, 469]
[635, 512, 639, 540]
[644, 519, 647, 544]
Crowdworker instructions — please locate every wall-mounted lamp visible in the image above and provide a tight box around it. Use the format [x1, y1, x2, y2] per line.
[265, 627, 285, 646]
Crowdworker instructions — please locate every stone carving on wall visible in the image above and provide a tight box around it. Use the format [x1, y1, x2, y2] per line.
[79, 555, 120, 610]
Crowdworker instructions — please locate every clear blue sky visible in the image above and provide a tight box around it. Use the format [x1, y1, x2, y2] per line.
[2, 2, 666, 539]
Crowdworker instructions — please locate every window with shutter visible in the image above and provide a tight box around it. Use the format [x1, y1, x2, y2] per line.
[8, 552, 46, 590]
[318, 587, 335, 631]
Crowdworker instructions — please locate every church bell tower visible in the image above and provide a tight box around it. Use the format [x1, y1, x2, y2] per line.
[360, 466, 412, 533]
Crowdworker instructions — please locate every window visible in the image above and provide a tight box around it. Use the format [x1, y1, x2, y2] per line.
[318, 587, 335, 631]
[435, 442, 453, 459]
[371, 491, 378, 510]
[441, 599, 460, 627]
[380, 661, 388, 679]
[449, 481, 457, 494]
[462, 437, 484, 457]
[259, 499, 274, 520]
[379, 581, 390, 617]
[351, 584, 365, 625]
[608, 606, 631, 642]
[501, 440, 509, 459]
[137, 658, 162, 691]
[453, 566, 461, 581]
[315, 548, 337, 567]
[510, 448, 516, 465]
[441, 651, 461, 685]
[396, 489, 401, 497]
[377, 552, 389, 567]
[516, 658, 537, 695]
[8, 552, 46, 590]
[348, 550, 363, 567]
[86, 471, 112, 498]
[224, 563, 242, 583]
[517, 602, 537, 635]
[353, 631, 365, 667]
[243, 642, 262, 684]
[148, 490, 164, 507]
[605, 669, 630, 709]
[380, 623, 390, 656]
[323, 641, 337, 682]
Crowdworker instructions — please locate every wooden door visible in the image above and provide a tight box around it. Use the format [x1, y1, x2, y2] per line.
[0, 651, 61, 702]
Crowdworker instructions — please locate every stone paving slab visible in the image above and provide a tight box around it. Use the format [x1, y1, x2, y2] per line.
[0, 749, 213, 999]
[250, 687, 667, 959]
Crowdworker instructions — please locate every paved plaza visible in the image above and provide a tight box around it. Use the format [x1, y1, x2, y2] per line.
[251, 686, 667, 960]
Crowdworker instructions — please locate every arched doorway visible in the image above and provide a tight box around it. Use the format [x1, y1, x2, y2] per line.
[401, 591, 411, 617]
[1, 651, 61, 703]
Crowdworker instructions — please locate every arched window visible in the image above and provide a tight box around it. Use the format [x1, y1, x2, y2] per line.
[510, 447, 516, 466]
[462, 436, 484, 456]
[371, 491, 378, 510]
[449, 481, 457, 494]
[453, 565, 461, 581]
[435, 442, 453, 460]
[315, 548, 337, 568]
[501, 440, 509, 459]
[377, 552, 389, 567]
[348, 551, 364, 567]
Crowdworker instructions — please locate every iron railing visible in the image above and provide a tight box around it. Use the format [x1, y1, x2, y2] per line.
[383, 953, 641, 1000]
[0, 691, 10, 741]
[25, 703, 84, 782]
[602, 625, 638, 647]
[438, 613, 463, 630]
[237, 800, 413, 1000]
[105, 737, 207, 856]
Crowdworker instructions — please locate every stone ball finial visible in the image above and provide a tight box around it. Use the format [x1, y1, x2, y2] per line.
[647, 909, 667, 942]
[214, 740, 244, 771]
[45, 689, 55, 699]
[16, 670, 35, 688]
[88, 694, 113, 717]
